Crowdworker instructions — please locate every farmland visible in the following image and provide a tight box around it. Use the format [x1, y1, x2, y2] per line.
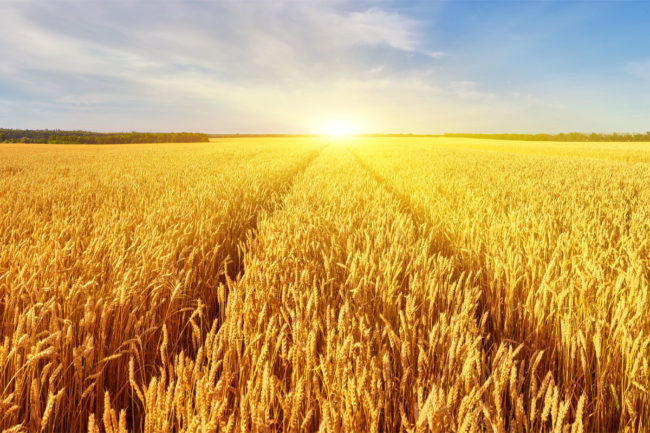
[1, 137, 649, 432]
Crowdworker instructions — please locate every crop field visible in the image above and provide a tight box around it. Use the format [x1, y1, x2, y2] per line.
[0, 137, 649, 432]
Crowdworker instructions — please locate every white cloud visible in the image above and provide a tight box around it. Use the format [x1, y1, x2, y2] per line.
[0, 1, 433, 77]
[426, 51, 446, 59]
[0, 0, 453, 131]
[0, 1, 647, 134]
[337, 8, 420, 51]
[2, 0, 578, 134]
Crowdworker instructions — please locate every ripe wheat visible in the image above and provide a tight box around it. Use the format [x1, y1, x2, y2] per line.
[1, 137, 648, 432]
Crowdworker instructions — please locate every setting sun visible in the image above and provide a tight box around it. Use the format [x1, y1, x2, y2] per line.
[320, 121, 359, 138]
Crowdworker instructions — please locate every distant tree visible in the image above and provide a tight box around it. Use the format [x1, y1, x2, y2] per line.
[443, 132, 650, 142]
[0, 128, 209, 144]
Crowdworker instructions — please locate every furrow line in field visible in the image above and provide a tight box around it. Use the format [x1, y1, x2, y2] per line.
[223, 144, 327, 284]
[123, 143, 327, 431]
[347, 143, 614, 428]
[346, 144, 561, 372]
[346, 145, 460, 269]
[0, 141, 327, 432]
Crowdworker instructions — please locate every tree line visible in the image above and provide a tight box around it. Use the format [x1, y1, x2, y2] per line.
[0, 129, 209, 144]
[443, 132, 650, 142]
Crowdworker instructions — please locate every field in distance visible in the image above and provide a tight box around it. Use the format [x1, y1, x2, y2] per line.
[1, 137, 649, 432]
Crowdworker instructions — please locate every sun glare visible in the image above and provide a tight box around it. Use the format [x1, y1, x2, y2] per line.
[320, 121, 358, 139]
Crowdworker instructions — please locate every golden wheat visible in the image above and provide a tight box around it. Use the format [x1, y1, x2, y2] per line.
[0, 137, 648, 432]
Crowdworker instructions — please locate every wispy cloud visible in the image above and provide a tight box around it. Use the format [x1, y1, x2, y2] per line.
[0, 0, 449, 131]
[1, 0, 648, 133]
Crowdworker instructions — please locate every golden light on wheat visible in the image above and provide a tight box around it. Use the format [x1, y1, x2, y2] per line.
[0, 137, 648, 432]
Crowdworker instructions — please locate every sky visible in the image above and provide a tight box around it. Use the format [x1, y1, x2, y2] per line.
[0, 0, 649, 134]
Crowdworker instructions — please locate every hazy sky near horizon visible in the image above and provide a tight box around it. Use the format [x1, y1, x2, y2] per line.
[1, 0, 649, 134]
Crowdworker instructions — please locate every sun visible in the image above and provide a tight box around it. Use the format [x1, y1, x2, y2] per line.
[320, 120, 358, 139]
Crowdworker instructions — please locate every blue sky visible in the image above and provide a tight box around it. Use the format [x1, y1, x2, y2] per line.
[0, 0, 649, 134]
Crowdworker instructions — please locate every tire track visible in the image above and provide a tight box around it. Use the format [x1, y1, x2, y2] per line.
[345, 144, 561, 372]
[223, 144, 327, 282]
[126, 144, 327, 432]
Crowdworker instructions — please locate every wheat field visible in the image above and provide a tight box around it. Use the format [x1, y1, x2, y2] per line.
[0, 137, 648, 432]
